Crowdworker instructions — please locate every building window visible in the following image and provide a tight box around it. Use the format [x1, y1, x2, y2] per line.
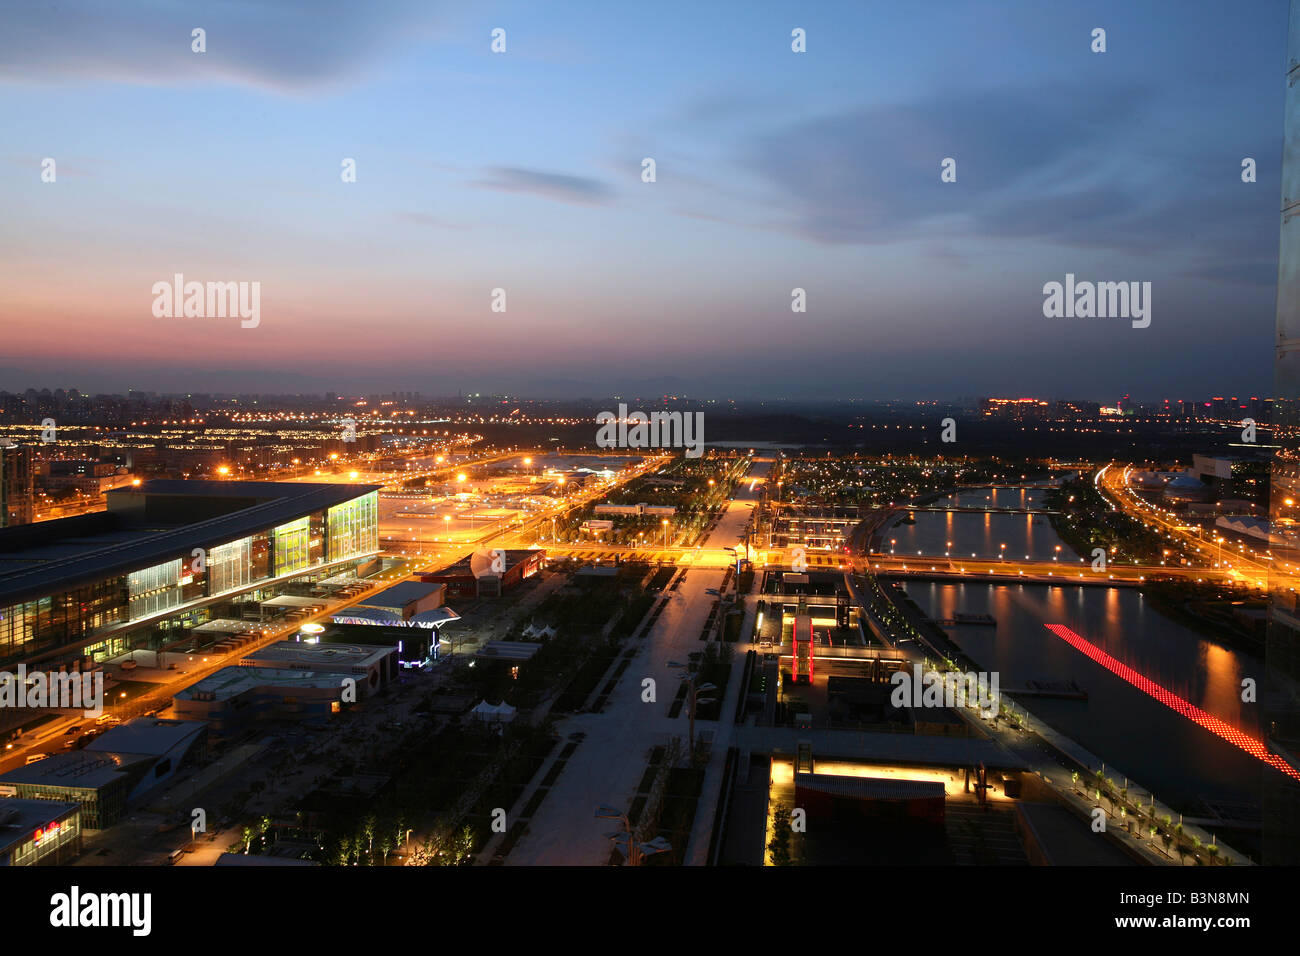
[327, 492, 378, 562]
[128, 560, 183, 619]
[273, 518, 310, 576]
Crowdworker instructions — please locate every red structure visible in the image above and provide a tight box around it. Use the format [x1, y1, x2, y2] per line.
[794, 772, 945, 825]
[422, 548, 545, 599]
[790, 614, 813, 684]
[1045, 624, 1300, 783]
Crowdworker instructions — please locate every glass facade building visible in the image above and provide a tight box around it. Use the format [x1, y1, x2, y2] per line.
[0, 483, 381, 670]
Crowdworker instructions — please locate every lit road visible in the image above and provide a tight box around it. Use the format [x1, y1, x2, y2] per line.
[861, 554, 1248, 586]
[1097, 463, 1271, 585]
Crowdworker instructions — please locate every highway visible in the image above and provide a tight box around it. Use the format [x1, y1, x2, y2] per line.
[1097, 462, 1270, 587]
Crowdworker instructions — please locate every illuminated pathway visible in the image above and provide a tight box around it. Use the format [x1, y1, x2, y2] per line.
[1045, 624, 1300, 783]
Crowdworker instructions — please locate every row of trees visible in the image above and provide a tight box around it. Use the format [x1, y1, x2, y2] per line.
[1045, 479, 1184, 565]
[1077, 769, 1229, 865]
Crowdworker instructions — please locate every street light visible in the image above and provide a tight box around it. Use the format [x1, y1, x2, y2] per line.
[667, 660, 716, 754]
[595, 805, 669, 866]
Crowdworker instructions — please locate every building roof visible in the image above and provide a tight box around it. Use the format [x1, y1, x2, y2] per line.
[260, 595, 324, 608]
[84, 718, 206, 758]
[360, 581, 442, 608]
[793, 772, 945, 801]
[0, 751, 143, 790]
[0, 798, 82, 852]
[192, 619, 260, 635]
[424, 548, 544, 578]
[239, 640, 395, 669]
[173, 666, 347, 703]
[0, 480, 382, 606]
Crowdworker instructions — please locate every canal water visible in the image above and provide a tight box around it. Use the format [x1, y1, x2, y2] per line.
[886, 486, 1079, 563]
[909, 581, 1265, 813]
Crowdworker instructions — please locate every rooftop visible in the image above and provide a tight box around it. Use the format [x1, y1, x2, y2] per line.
[84, 717, 207, 758]
[240, 640, 395, 669]
[794, 771, 946, 801]
[174, 665, 348, 703]
[360, 580, 443, 608]
[0, 751, 142, 790]
[426, 548, 544, 577]
[0, 798, 82, 850]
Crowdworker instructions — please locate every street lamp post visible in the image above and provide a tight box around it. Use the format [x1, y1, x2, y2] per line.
[668, 660, 717, 755]
[595, 806, 671, 866]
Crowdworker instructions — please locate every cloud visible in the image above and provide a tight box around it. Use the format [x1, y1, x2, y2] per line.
[737, 83, 1281, 263]
[469, 166, 615, 206]
[0, 0, 442, 92]
[395, 211, 464, 230]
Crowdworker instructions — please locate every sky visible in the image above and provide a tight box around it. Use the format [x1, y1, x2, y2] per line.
[0, 0, 1289, 401]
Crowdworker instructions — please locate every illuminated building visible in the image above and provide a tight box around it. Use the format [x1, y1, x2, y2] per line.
[0, 446, 34, 527]
[0, 480, 382, 678]
[0, 718, 207, 828]
[0, 798, 81, 866]
[421, 548, 545, 599]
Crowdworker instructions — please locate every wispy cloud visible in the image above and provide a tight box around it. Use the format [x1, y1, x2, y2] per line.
[0, 0, 443, 92]
[736, 81, 1278, 270]
[395, 211, 465, 229]
[469, 166, 615, 206]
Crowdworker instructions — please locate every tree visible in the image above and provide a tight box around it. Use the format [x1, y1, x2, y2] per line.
[437, 825, 475, 866]
[408, 822, 477, 866]
[768, 802, 793, 866]
[362, 814, 377, 863]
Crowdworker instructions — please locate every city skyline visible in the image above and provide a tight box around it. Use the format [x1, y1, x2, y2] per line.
[1, 0, 1286, 399]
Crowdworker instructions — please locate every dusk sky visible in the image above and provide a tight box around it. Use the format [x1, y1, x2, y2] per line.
[0, 0, 1288, 400]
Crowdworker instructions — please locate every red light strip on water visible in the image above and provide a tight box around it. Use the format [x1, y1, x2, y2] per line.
[1044, 624, 1300, 782]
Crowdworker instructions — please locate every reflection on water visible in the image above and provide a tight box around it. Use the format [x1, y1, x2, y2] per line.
[939, 486, 1049, 510]
[912, 581, 1264, 809]
[886, 507, 1077, 563]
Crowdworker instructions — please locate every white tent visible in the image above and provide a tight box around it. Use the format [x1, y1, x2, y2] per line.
[469, 700, 517, 724]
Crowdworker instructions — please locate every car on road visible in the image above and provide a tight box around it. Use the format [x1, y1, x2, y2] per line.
[63, 724, 82, 735]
